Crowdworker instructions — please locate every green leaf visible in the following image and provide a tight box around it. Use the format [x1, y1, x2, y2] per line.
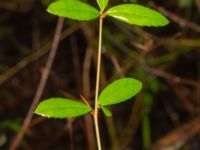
[99, 78, 142, 106]
[47, 0, 99, 21]
[105, 4, 169, 26]
[35, 98, 92, 118]
[97, 0, 109, 12]
[101, 106, 112, 117]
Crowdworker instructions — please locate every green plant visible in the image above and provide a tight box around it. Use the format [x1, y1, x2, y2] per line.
[34, 0, 169, 149]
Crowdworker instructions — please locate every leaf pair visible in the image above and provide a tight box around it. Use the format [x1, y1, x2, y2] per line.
[47, 0, 169, 27]
[35, 78, 142, 118]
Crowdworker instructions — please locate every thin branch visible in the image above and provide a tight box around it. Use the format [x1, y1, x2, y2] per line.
[152, 116, 200, 150]
[149, 2, 200, 32]
[81, 23, 96, 150]
[0, 24, 79, 86]
[80, 95, 92, 110]
[144, 66, 200, 88]
[9, 17, 64, 150]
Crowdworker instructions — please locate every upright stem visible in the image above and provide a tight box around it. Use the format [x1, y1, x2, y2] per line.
[94, 15, 104, 150]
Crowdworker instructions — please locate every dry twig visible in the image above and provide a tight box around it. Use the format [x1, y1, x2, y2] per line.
[0, 24, 79, 86]
[152, 116, 200, 150]
[9, 17, 64, 150]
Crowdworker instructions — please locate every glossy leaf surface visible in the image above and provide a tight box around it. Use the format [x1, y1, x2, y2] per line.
[35, 98, 92, 118]
[99, 78, 142, 106]
[101, 106, 112, 117]
[47, 0, 99, 21]
[106, 4, 169, 26]
[97, 0, 109, 12]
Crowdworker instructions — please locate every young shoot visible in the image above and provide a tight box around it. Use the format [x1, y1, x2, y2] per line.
[35, 0, 169, 149]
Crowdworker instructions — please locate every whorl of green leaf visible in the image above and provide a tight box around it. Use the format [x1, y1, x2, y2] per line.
[106, 4, 169, 26]
[47, 0, 99, 21]
[98, 78, 142, 106]
[35, 98, 92, 118]
[97, 0, 109, 12]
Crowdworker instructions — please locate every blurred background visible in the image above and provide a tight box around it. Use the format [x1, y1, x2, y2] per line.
[0, 0, 200, 149]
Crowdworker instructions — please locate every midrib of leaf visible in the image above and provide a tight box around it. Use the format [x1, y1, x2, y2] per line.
[38, 106, 90, 110]
[108, 12, 165, 21]
[50, 8, 98, 14]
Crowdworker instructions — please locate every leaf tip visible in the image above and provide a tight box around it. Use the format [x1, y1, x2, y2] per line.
[156, 14, 170, 27]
